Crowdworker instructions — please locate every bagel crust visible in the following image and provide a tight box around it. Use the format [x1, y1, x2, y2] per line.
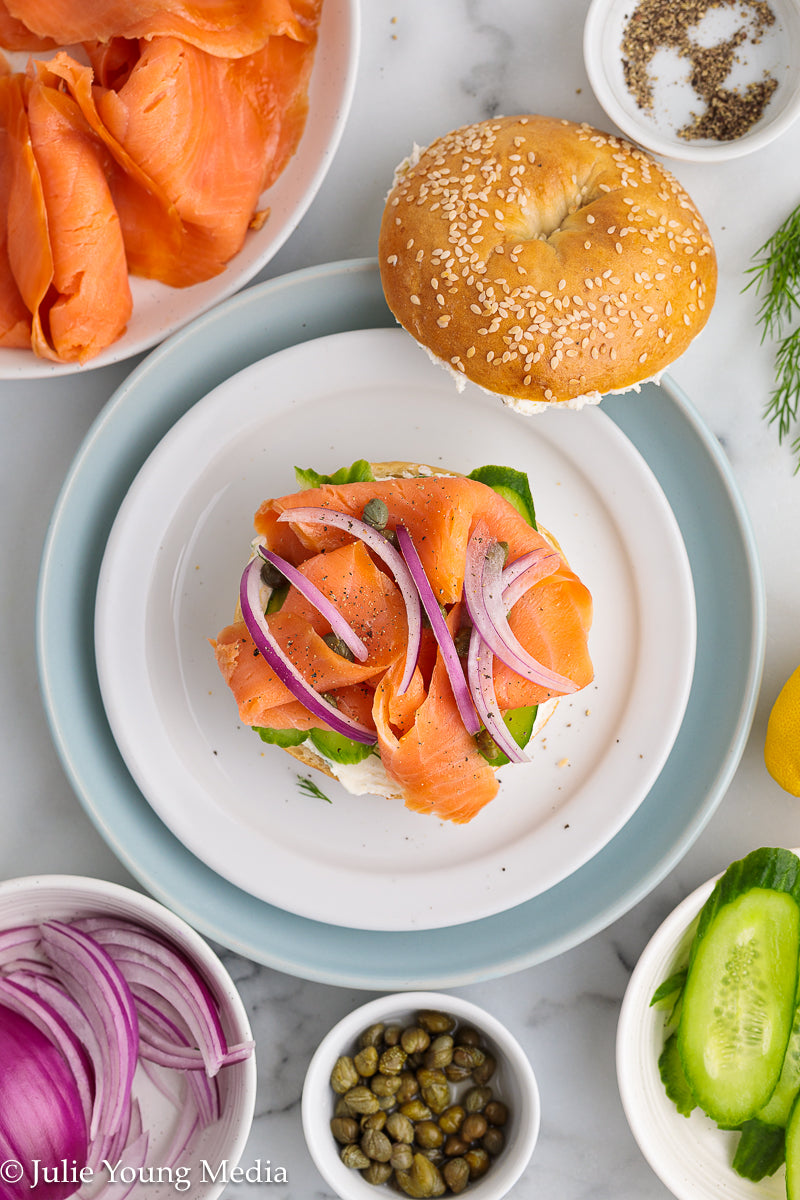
[379, 115, 717, 409]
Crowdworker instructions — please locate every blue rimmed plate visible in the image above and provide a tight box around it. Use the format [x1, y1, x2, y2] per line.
[36, 258, 765, 987]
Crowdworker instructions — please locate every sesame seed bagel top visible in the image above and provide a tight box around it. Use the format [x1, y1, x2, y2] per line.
[378, 115, 717, 409]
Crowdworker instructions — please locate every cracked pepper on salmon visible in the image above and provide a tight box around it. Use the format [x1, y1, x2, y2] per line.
[212, 475, 594, 824]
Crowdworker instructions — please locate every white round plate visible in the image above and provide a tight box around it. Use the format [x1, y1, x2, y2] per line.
[0, 0, 359, 378]
[617, 867, 790, 1200]
[94, 326, 696, 933]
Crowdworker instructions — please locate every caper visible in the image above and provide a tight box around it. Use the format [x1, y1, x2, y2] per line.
[396, 1070, 420, 1103]
[362, 497, 389, 531]
[343, 1085, 381, 1115]
[461, 1113, 488, 1143]
[482, 1126, 505, 1156]
[483, 1099, 508, 1126]
[390, 1141, 414, 1172]
[444, 1061, 473, 1083]
[395, 1153, 446, 1198]
[463, 1085, 492, 1113]
[330, 1055, 360, 1094]
[452, 1044, 484, 1071]
[438, 1104, 465, 1134]
[453, 626, 471, 657]
[377, 1094, 397, 1112]
[353, 1044, 379, 1077]
[386, 1111, 415, 1143]
[443, 1157, 470, 1195]
[361, 1127, 393, 1163]
[383, 1024, 403, 1046]
[400, 1025, 430, 1055]
[456, 1026, 481, 1047]
[334, 1096, 352, 1117]
[359, 1022, 385, 1049]
[400, 1099, 432, 1122]
[379, 1044, 407, 1074]
[416, 1009, 456, 1035]
[259, 557, 285, 589]
[424, 1035, 454, 1070]
[340, 1143, 370, 1170]
[475, 728, 502, 761]
[414, 1119, 444, 1150]
[370, 1072, 403, 1097]
[472, 1052, 496, 1085]
[322, 632, 355, 661]
[464, 1147, 490, 1180]
[362, 1160, 393, 1186]
[419, 1071, 450, 1114]
[443, 1134, 469, 1158]
[330, 1116, 359, 1144]
[360, 1111, 387, 1132]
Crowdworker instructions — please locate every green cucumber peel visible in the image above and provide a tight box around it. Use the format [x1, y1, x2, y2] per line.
[658, 1033, 696, 1118]
[732, 1119, 786, 1180]
[650, 968, 687, 1011]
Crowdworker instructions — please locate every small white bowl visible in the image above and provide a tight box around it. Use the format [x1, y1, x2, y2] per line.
[616, 868, 785, 1200]
[584, 0, 800, 161]
[302, 991, 540, 1200]
[0, 875, 257, 1200]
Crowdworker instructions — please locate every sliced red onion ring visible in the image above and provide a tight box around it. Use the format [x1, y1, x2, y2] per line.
[256, 545, 369, 662]
[277, 506, 422, 694]
[467, 631, 529, 764]
[464, 526, 578, 695]
[395, 524, 480, 735]
[240, 556, 377, 744]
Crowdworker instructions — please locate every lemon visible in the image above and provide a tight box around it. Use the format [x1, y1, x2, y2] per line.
[765, 663, 800, 796]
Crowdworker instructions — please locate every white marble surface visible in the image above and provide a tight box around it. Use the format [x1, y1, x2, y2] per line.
[3, 0, 800, 1197]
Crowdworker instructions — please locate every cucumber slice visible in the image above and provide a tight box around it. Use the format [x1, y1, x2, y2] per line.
[253, 726, 308, 747]
[787, 1092, 800, 1199]
[732, 1119, 785, 1180]
[756, 998, 800, 1127]
[477, 705, 538, 766]
[309, 728, 376, 765]
[266, 582, 288, 613]
[658, 1032, 696, 1117]
[467, 465, 537, 528]
[678, 849, 800, 1127]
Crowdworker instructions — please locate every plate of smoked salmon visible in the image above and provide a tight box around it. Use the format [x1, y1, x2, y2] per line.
[93, 325, 696, 932]
[0, 0, 358, 375]
[37, 260, 763, 983]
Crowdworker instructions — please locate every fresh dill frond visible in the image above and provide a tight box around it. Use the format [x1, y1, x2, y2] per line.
[744, 204, 800, 343]
[297, 775, 332, 803]
[744, 200, 800, 470]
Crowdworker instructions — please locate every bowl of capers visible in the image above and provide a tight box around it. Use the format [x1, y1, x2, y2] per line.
[301, 991, 540, 1199]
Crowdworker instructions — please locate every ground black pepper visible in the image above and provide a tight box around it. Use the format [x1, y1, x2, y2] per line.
[620, 0, 779, 141]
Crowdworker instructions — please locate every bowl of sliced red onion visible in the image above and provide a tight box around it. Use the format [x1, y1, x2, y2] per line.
[0, 874, 256, 1200]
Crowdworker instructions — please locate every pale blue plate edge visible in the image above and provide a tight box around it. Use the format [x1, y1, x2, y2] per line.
[35, 257, 766, 989]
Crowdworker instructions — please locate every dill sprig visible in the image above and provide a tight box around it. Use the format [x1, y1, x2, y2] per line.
[297, 775, 332, 803]
[744, 200, 800, 471]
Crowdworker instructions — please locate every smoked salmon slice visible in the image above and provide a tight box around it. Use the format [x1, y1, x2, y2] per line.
[0, 75, 32, 347]
[216, 473, 594, 823]
[2, 0, 310, 57]
[4, 62, 132, 363]
[0, 0, 56, 51]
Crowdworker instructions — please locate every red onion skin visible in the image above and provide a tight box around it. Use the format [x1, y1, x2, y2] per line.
[0, 1004, 88, 1200]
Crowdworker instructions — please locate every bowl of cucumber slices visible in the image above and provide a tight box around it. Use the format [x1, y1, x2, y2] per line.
[617, 847, 800, 1200]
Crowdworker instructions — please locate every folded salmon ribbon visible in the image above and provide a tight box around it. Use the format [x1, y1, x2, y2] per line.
[0, 0, 322, 362]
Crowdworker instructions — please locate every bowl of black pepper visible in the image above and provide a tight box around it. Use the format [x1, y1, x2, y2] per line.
[584, 0, 800, 160]
[301, 991, 540, 1199]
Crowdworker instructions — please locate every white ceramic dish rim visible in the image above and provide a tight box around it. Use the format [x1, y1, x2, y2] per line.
[0, 0, 361, 378]
[0, 872, 257, 1200]
[583, 0, 800, 162]
[92, 326, 697, 933]
[301, 989, 541, 1200]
